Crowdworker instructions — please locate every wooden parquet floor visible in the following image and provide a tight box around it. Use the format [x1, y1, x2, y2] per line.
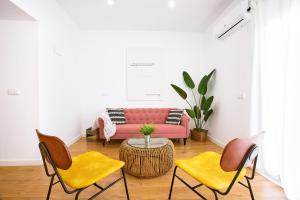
[0, 137, 287, 200]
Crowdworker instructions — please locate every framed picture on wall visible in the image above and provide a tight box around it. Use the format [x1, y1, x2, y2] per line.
[126, 47, 164, 101]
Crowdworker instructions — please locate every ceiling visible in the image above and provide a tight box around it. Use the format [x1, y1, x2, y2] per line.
[57, 0, 234, 32]
[0, 0, 35, 20]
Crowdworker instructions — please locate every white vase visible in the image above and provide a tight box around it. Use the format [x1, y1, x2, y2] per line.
[144, 135, 150, 146]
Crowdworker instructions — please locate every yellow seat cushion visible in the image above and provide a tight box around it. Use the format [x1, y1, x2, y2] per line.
[175, 151, 246, 191]
[58, 151, 124, 189]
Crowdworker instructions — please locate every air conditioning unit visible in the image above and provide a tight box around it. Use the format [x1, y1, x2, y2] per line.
[214, 0, 252, 39]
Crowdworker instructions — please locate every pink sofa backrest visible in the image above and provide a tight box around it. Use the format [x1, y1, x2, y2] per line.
[124, 108, 172, 124]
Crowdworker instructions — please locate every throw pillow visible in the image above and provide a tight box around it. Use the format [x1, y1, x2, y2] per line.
[107, 108, 126, 124]
[166, 109, 184, 125]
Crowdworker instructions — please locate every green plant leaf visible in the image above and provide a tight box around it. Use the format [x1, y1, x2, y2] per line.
[139, 124, 155, 135]
[198, 75, 208, 95]
[183, 71, 195, 89]
[207, 69, 216, 80]
[200, 96, 206, 110]
[171, 84, 187, 99]
[185, 109, 196, 118]
[193, 105, 201, 119]
[198, 69, 216, 95]
[203, 96, 214, 111]
[204, 109, 213, 121]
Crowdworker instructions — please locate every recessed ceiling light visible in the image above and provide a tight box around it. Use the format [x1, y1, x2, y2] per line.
[168, 0, 176, 8]
[107, 0, 115, 6]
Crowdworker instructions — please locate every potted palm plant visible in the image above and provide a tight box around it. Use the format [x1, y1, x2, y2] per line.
[171, 69, 216, 142]
[139, 124, 155, 145]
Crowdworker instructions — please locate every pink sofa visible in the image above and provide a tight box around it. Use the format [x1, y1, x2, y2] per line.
[98, 108, 190, 145]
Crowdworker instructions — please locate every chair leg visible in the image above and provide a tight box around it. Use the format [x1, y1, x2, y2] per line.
[75, 189, 84, 200]
[183, 138, 187, 145]
[96, 134, 100, 142]
[213, 190, 218, 200]
[46, 175, 54, 200]
[246, 178, 255, 200]
[122, 168, 130, 200]
[102, 140, 106, 146]
[93, 183, 104, 190]
[168, 166, 177, 200]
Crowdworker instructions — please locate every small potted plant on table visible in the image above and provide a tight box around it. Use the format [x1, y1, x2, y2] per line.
[140, 124, 155, 146]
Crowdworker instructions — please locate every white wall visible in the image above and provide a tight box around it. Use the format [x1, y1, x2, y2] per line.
[10, 0, 82, 143]
[79, 31, 205, 133]
[0, 20, 39, 163]
[203, 2, 255, 145]
[0, 0, 254, 164]
[0, 0, 82, 165]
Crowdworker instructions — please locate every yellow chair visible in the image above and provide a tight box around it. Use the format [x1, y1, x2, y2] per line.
[36, 129, 130, 200]
[168, 138, 258, 200]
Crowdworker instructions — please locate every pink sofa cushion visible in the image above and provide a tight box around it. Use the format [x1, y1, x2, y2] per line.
[124, 108, 171, 124]
[116, 124, 186, 137]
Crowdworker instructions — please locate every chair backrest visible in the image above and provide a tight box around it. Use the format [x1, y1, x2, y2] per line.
[36, 129, 72, 170]
[220, 138, 257, 172]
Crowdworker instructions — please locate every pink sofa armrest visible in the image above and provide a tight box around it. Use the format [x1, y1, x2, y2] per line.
[181, 114, 190, 137]
[98, 118, 104, 139]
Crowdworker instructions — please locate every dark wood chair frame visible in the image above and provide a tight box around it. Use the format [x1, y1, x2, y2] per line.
[38, 142, 130, 200]
[168, 145, 258, 200]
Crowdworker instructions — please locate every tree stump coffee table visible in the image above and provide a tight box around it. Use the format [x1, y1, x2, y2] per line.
[119, 138, 174, 178]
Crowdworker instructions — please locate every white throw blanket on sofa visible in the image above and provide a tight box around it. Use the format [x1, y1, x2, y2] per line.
[92, 112, 116, 141]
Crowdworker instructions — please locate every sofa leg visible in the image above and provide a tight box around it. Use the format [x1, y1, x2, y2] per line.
[183, 138, 187, 145]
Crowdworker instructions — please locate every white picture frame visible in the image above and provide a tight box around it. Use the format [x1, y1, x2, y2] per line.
[126, 47, 164, 101]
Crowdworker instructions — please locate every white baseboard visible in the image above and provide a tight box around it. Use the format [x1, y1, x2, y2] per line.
[256, 169, 282, 187]
[0, 159, 42, 166]
[66, 134, 82, 146]
[208, 135, 226, 147]
[0, 134, 82, 167]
